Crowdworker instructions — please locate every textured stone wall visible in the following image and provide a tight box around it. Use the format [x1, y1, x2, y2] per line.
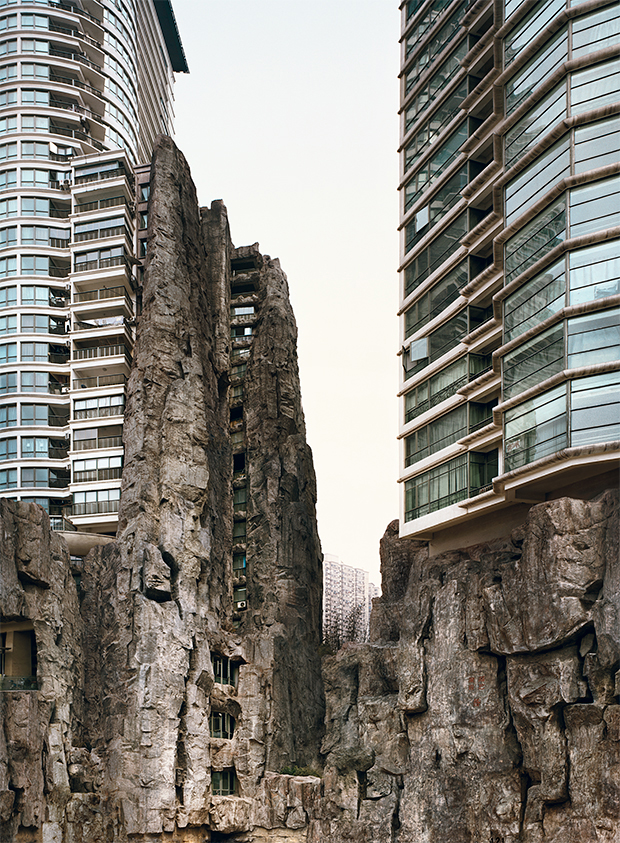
[312, 490, 620, 843]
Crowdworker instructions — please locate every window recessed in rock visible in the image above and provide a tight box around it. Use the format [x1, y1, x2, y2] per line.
[211, 653, 239, 688]
[210, 711, 235, 739]
[0, 620, 37, 690]
[211, 767, 237, 796]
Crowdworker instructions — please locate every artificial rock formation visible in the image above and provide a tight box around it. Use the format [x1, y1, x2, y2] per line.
[1, 134, 619, 842]
[0, 136, 324, 841]
[315, 491, 620, 843]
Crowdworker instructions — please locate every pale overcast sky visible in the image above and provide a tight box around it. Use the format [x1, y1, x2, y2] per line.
[171, 1, 400, 584]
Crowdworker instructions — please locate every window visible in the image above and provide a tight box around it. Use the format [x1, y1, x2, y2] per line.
[0, 226, 16, 248]
[569, 239, 620, 305]
[21, 342, 48, 361]
[211, 769, 237, 796]
[0, 168, 15, 189]
[21, 403, 48, 425]
[572, 3, 620, 59]
[0, 14, 15, 30]
[0, 313, 15, 333]
[233, 487, 247, 511]
[21, 197, 50, 217]
[0, 403, 16, 426]
[0, 143, 17, 161]
[404, 453, 468, 520]
[404, 120, 467, 205]
[405, 261, 468, 340]
[0, 198, 16, 217]
[211, 653, 239, 687]
[233, 586, 247, 606]
[570, 176, 620, 238]
[505, 29, 567, 115]
[210, 711, 235, 739]
[21, 436, 49, 458]
[505, 138, 570, 226]
[231, 305, 254, 316]
[0, 88, 16, 107]
[405, 166, 469, 254]
[504, 385, 567, 471]
[0, 285, 15, 307]
[0, 341, 16, 363]
[21, 141, 50, 159]
[567, 308, 620, 368]
[405, 404, 468, 466]
[0, 39, 17, 57]
[233, 520, 246, 541]
[233, 553, 246, 571]
[0, 370, 16, 393]
[21, 63, 49, 79]
[21, 255, 49, 276]
[72, 488, 120, 515]
[0, 63, 16, 82]
[574, 116, 620, 174]
[21, 371, 48, 393]
[571, 57, 620, 115]
[504, 198, 566, 286]
[139, 183, 150, 201]
[504, 0, 564, 66]
[21, 89, 49, 106]
[0, 467, 16, 488]
[21, 467, 69, 489]
[404, 212, 467, 294]
[0, 623, 37, 689]
[503, 323, 564, 399]
[72, 455, 122, 482]
[22, 226, 69, 247]
[21, 114, 49, 132]
[231, 326, 252, 338]
[504, 260, 565, 342]
[571, 371, 620, 446]
[0, 436, 16, 460]
[73, 394, 125, 419]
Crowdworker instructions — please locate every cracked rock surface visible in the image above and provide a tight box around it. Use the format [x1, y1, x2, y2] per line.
[314, 492, 619, 842]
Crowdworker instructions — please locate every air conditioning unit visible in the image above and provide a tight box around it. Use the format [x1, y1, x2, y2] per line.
[236, 601, 247, 610]
[61, 386, 70, 394]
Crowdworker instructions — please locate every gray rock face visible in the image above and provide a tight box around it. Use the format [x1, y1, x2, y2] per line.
[314, 491, 619, 843]
[1, 136, 324, 841]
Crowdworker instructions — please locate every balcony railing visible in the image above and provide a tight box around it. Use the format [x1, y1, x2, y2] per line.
[73, 435, 122, 451]
[73, 317, 125, 331]
[49, 207, 71, 219]
[49, 352, 70, 364]
[50, 515, 77, 531]
[49, 47, 101, 72]
[74, 195, 132, 214]
[48, 266, 71, 278]
[72, 373, 127, 389]
[73, 256, 129, 273]
[74, 404, 124, 420]
[72, 499, 119, 515]
[73, 467, 122, 482]
[49, 124, 104, 150]
[49, 0, 102, 24]
[74, 169, 130, 187]
[50, 73, 102, 98]
[74, 226, 126, 242]
[48, 415, 69, 427]
[72, 344, 130, 361]
[73, 285, 128, 304]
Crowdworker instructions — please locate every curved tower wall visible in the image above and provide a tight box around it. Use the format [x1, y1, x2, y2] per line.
[398, 0, 620, 547]
[0, 0, 185, 533]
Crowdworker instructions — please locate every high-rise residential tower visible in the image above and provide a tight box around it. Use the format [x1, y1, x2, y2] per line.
[323, 553, 379, 644]
[0, 0, 186, 535]
[398, 0, 619, 550]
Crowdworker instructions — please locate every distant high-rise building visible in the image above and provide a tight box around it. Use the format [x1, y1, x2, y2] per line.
[398, 0, 619, 551]
[0, 0, 187, 535]
[323, 553, 379, 644]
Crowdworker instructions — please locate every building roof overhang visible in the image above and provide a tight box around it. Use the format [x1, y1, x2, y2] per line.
[154, 0, 189, 73]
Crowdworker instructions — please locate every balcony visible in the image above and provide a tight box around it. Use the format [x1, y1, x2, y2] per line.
[72, 344, 131, 362]
[50, 515, 77, 531]
[73, 256, 129, 273]
[74, 225, 126, 243]
[74, 195, 132, 215]
[74, 169, 131, 188]
[73, 316, 125, 332]
[73, 435, 122, 451]
[72, 373, 127, 390]
[73, 466, 122, 482]
[73, 285, 130, 304]
[72, 498, 119, 515]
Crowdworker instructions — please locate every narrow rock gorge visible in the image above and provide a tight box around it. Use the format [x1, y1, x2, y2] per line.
[1, 137, 618, 842]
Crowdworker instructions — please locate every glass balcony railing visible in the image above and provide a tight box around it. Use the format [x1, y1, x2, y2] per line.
[72, 344, 130, 361]
[72, 373, 127, 390]
[73, 436, 123, 451]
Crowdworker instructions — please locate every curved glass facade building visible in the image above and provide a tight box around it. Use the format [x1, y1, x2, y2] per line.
[398, 0, 619, 547]
[0, 0, 186, 534]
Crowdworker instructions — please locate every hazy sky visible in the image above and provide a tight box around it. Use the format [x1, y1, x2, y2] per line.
[171, 1, 400, 584]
